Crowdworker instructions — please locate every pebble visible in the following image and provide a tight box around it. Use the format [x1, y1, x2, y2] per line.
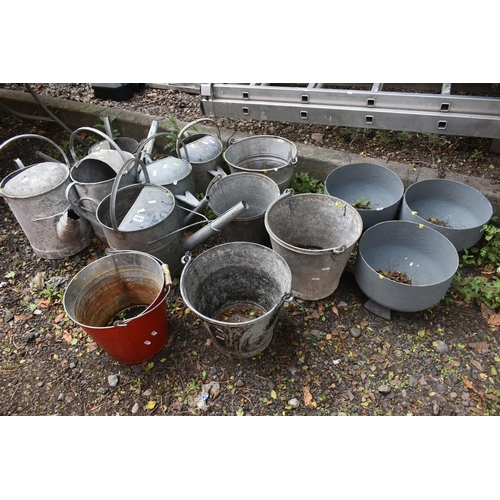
[436, 340, 449, 353]
[350, 328, 361, 338]
[337, 301, 348, 308]
[108, 374, 119, 387]
[132, 403, 139, 414]
[288, 398, 300, 408]
[57, 393, 64, 401]
[409, 375, 418, 388]
[450, 392, 458, 399]
[235, 380, 244, 388]
[378, 384, 391, 395]
[310, 329, 321, 340]
[433, 403, 440, 416]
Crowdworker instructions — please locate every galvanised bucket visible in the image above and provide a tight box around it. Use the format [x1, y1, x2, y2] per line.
[180, 242, 293, 359]
[63, 250, 171, 364]
[265, 190, 363, 300]
[176, 118, 224, 195]
[224, 135, 298, 192]
[0, 134, 93, 259]
[207, 172, 280, 246]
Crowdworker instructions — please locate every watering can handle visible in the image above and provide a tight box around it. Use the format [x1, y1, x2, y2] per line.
[65, 181, 101, 225]
[69, 127, 129, 164]
[109, 157, 152, 236]
[0, 134, 71, 168]
[175, 118, 221, 157]
[135, 131, 189, 163]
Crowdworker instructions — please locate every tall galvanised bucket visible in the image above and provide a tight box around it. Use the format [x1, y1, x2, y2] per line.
[224, 135, 297, 192]
[207, 172, 280, 246]
[180, 242, 293, 359]
[63, 251, 171, 365]
[265, 190, 363, 301]
[176, 118, 224, 195]
[0, 134, 93, 259]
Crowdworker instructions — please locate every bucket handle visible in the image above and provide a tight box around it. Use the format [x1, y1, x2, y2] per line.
[0, 134, 71, 168]
[175, 118, 222, 157]
[135, 131, 189, 164]
[69, 127, 130, 165]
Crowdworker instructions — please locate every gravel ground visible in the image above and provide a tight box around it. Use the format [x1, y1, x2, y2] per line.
[1, 83, 500, 421]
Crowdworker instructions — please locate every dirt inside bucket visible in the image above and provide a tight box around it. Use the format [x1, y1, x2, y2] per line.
[107, 305, 148, 325]
[428, 217, 452, 227]
[377, 269, 413, 284]
[214, 302, 267, 322]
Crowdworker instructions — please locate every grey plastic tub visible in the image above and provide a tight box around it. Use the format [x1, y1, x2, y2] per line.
[399, 178, 493, 251]
[354, 220, 459, 313]
[324, 163, 404, 230]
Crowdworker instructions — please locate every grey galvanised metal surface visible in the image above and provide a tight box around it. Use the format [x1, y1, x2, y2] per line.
[264, 190, 363, 301]
[324, 162, 404, 230]
[399, 178, 493, 252]
[94, 158, 248, 277]
[0, 134, 93, 259]
[354, 220, 459, 313]
[68, 127, 136, 242]
[176, 118, 224, 195]
[207, 172, 280, 246]
[223, 135, 298, 192]
[200, 83, 500, 139]
[180, 242, 293, 359]
[136, 131, 199, 228]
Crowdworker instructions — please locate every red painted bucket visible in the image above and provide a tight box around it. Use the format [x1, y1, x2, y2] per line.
[63, 251, 170, 364]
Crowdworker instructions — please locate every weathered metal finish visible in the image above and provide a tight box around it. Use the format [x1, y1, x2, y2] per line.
[180, 242, 293, 359]
[68, 127, 136, 242]
[207, 172, 280, 245]
[63, 251, 169, 365]
[223, 135, 297, 192]
[324, 162, 404, 230]
[176, 118, 224, 195]
[0, 134, 93, 259]
[399, 178, 493, 252]
[354, 220, 459, 314]
[200, 83, 500, 139]
[265, 190, 363, 301]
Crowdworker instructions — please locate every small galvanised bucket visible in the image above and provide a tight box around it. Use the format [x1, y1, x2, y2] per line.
[207, 172, 280, 246]
[265, 190, 363, 300]
[224, 135, 298, 192]
[63, 250, 171, 364]
[180, 242, 293, 359]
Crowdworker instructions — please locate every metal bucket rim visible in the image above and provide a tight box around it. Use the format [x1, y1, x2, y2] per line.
[207, 172, 280, 222]
[264, 192, 363, 255]
[180, 242, 292, 326]
[63, 252, 167, 329]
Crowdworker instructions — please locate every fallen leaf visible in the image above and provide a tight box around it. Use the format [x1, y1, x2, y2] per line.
[271, 390, 277, 400]
[62, 331, 72, 344]
[145, 400, 156, 410]
[487, 314, 500, 326]
[481, 302, 496, 319]
[303, 386, 313, 406]
[205, 338, 212, 346]
[54, 313, 66, 323]
[37, 299, 53, 308]
[471, 360, 483, 372]
[84, 342, 98, 352]
[469, 341, 490, 353]
[332, 306, 339, 316]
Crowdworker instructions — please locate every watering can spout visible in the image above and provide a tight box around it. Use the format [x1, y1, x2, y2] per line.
[181, 200, 249, 252]
[56, 209, 90, 243]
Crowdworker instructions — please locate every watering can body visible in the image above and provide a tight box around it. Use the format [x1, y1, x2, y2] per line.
[0, 134, 93, 259]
